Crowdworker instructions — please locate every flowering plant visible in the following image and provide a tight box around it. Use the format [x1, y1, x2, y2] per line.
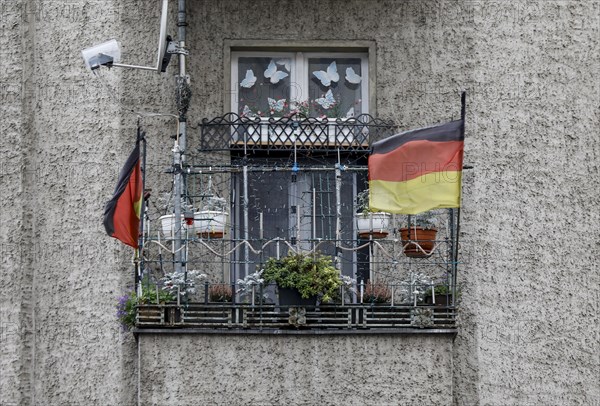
[289, 99, 310, 117]
[116, 282, 176, 331]
[362, 281, 392, 304]
[116, 290, 137, 331]
[208, 284, 233, 302]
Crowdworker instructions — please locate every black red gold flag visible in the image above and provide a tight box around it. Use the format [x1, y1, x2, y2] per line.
[103, 140, 143, 248]
[368, 119, 464, 214]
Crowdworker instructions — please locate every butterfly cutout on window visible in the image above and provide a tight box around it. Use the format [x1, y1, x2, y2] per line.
[268, 98, 286, 112]
[264, 60, 289, 84]
[276, 59, 290, 71]
[241, 105, 256, 118]
[313, 61, 339, 87]
[240, 69, 257, 88]
[346, 107, 355, 118]
[345, 67, 362, 84]
[315, 90, 336, 109]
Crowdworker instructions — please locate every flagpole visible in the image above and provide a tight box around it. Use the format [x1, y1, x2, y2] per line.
[136, 125, 147, 287]
[452, 91, 466, 304]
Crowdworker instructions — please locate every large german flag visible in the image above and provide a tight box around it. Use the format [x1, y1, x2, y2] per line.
[368, 119, 464, 215]
[103, 140, 143, 248]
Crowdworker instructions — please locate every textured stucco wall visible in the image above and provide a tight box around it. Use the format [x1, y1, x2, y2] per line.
[139, 334, 454, 405]
[457, 1, 600, 405]
[1, 1, 33, 403]
[0, 1, 162, 405]
[1, 0, 599, 405]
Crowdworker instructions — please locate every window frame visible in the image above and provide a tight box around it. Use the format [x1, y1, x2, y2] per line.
[231, 51, 369, 119]
[224, 40, 377, 118]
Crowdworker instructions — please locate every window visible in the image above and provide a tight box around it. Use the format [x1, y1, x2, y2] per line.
[231, 51, 369, 119]
[231, 154, 366, 281]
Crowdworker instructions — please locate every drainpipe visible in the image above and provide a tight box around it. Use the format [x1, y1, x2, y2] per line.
[174, 0, 189, 274]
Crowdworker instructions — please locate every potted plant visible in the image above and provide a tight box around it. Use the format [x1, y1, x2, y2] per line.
[157, 194, 195, 240]
[208, 284, 233, 303]
[361, 281, 392, 304]
[262, 251, 342, 306]
[158, 270, 207, 323]
[397, 272, 433, 305]
[355, 189, 391, 239]
[400, 211, 438, 258]
[195, 196, 229, 238]
[423, 283, 456, 306]
[160, 269, 207, 299]
[116, 282, 176, 331]
[236, 271, 270, 304]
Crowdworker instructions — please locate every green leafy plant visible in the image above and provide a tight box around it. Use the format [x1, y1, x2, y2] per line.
[410, 210, 438, 229]
[362, 281, 392, 304]
[431, 284, 450, 295]
[262, 252, 342, 302]
[356, 189, 371, 214]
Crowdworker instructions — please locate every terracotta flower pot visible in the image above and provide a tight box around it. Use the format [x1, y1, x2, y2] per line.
[400, 227, 437, 258]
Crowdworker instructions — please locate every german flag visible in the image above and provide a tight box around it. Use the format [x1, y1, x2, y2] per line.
[368, 119, 464, 215]
[103, 140, 143, 248]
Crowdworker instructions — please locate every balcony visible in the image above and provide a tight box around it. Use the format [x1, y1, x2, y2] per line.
[132, 113, 460, 335]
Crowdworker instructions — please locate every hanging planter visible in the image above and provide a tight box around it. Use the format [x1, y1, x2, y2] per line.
[194, 210, 228, 238]
[400, 227, 437, 258]
[356, 212, 391, 239]
[355, 189, 391, 239]
[400, 211, 439, 258]
[159, 214, 191, 240]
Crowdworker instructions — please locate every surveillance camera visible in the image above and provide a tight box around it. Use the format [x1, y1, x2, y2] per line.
[82, 39, 121, 71]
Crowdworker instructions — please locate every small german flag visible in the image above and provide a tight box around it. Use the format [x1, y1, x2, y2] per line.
[368, 119, 464, 215]
[103, 140, 143, 248]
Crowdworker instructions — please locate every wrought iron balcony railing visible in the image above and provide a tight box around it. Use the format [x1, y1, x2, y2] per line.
[136, 303, 456, 332]
[198, 113, 398, 152]
[133, 282, 457, 334]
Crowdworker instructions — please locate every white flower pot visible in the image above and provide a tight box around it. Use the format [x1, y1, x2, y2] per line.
[356, 212, 391, 239]
[194, 211, 228, 238]
[159, 214, 192, 240]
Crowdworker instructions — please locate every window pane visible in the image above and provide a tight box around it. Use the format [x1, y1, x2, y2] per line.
[233, 156, 357, 278]
[308, 58, 363, 118]
[238, 57, 291, 118]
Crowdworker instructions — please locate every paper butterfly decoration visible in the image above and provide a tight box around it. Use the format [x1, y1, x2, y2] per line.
[268, 98, 286, 112]
[346, 107, 355, 118]
[345, 67, 362, 84]
[241, 105, 256, 117]
[240, 69, 257, 88]
[276, 59, 290, 71]
[315, 90, 336, 109]
[313, 61, 339, 87]
[264, 60, 289, 84]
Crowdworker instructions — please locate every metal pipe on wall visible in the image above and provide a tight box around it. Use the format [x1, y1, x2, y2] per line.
[173, 0, 188, 274]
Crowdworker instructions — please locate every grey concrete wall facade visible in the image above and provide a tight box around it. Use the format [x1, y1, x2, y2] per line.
[139, 334, 453, 405]
[1, 0, 598, 405]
